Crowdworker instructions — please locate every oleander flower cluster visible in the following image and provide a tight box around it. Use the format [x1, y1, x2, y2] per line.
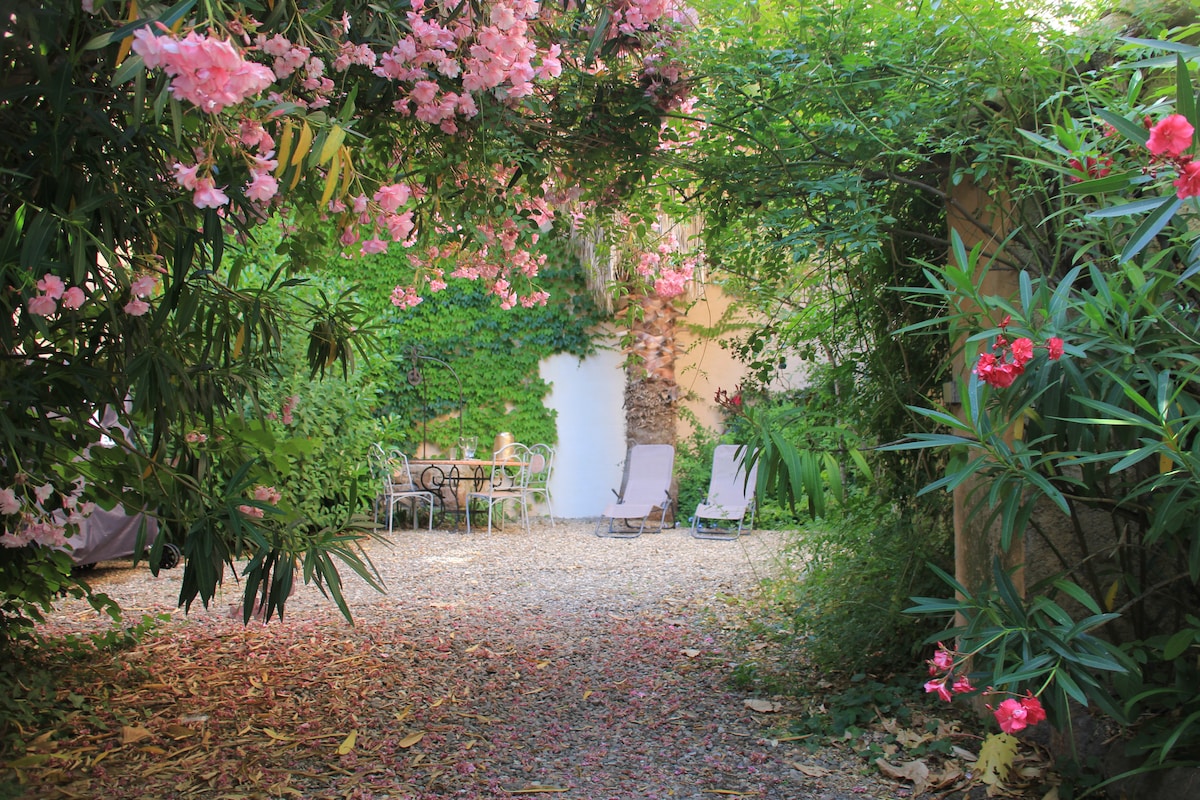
[0, 478, 90, 550]
[27, 271, 160, 319]
[923, 642, 1047, 734]
[119, 0, 697, 314]
[972, 316, 1064, 389]
[238, 485, 283, 519]
[630, 225, 700, 299]
[1145, 113, 1200, 199]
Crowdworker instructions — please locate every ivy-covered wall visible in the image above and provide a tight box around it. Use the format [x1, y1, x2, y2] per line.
[325, 244, 606, 455]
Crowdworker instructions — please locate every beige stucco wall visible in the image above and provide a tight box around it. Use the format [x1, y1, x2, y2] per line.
[674, 284, 757, 438]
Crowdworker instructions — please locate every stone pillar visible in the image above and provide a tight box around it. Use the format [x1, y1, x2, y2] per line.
[946, 179, 1025, 598]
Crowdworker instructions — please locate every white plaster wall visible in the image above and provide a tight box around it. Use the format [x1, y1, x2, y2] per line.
[539, 348, 627, 519]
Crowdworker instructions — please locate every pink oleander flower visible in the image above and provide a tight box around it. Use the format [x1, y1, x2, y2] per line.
[252, 485, 282, 504]
[246, 172, 279, 203]
[131, 274, 159, 298]
[28, 294, 58, 316]
[1174, 159, 1200, 199]
[930, 644, 954, 673]
[37, 274, 66, 300]
[192, 177, 230, 209]
[1046, 337, 1064, 360]
[994, 698, 1029, 733]
[360, 237, 388, 255]
[124, 298, 151, 317]
[132, 28, 275, 114]
[1147, 113, 1195, 159]
[238, 504, 265, 519]
[924, 678, 952, 703]
[375, 183, 411, 213]
[0, 488, 20, 515]
[62, 286, 86, 310]
[1009, 337, 1034, 366]
[951, 675, 975, 695]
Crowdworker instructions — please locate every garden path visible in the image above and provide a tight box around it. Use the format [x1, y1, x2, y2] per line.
[23, 520, 904, 799]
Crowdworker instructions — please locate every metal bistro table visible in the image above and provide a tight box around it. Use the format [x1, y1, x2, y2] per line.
[406, 458, 522, 530]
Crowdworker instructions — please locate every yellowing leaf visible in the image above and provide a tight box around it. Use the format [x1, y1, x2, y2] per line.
[163, 724, 197, 740]
[274, 121, 295, 176]
[340, 145, 355, 196]
[336, 731, 357, 755]
[681, 648, 701, 658]
[115, 0, 139, 66]
[976, 732, 1019, 786]
[1104, 579, 1120, 612]
[291, 121, 313, 167]
[320, 150, 341, 207]
[318, 124, 346, 165]
[398, 731, 425, 748]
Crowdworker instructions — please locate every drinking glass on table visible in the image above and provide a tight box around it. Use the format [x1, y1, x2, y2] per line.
[459, 436, 478, 459]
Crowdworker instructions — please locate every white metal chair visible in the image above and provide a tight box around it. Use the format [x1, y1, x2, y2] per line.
[691, 444, 758, 539]
[525, 443, 556, 525]
[465, 443, 537, 534]
[369, 443, 436, 532]
[595, 444, 675, 537]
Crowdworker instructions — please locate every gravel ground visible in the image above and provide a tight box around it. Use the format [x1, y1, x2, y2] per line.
[28, 518, 905, 800]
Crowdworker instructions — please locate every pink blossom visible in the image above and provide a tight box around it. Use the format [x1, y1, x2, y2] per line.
[192, 177, 230, 209]
[931, 644, 954, 673]
[360, 238, 388, 255]
[246, 172, 279, 203]
[1175, 160, 1200, 199]
[132, 29, 275, 114]
[1020, 693, 1046, 725]
[34, 483, 54, 504]
[1010, 337, 1034, 366]
[993, 698, 1029, 733]
[62, 286, 86, 310]
[375, 183, 412, 213]
[0, 488, 20, 515]
[253, 485, 282, 504]
[924, 678, 952, 703]
[131, 274, 159, 297]
[173, 162, 201, 190]
[951, 675, 975, 695]
[37, 274, 66, 299]
[28, 294, 57, 316]
[1046, 337, 1064, 360]
[1147, 113, 1195, 159]
[124, 298, 151, 316]
[238, 504, 265, 519]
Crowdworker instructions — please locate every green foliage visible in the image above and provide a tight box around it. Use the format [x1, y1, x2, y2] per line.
[891, 37, 1200, 777]
[0, 547, 122, 646]
[909, 562, 1135, 731]
[764, 497, 952, 676]
[0, 614, 166, 765]
[325, 245, 606, 455]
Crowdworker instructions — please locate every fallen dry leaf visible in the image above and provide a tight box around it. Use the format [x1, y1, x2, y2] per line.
[681, 648, 701, 658]
[743, 698, 780, 713]
[397, 730, 425, 748]
[875, 756, 931, 796]
[120, 726, 153, 745]
[336, 730, 357, 755]
[790, 762, 830, 777]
